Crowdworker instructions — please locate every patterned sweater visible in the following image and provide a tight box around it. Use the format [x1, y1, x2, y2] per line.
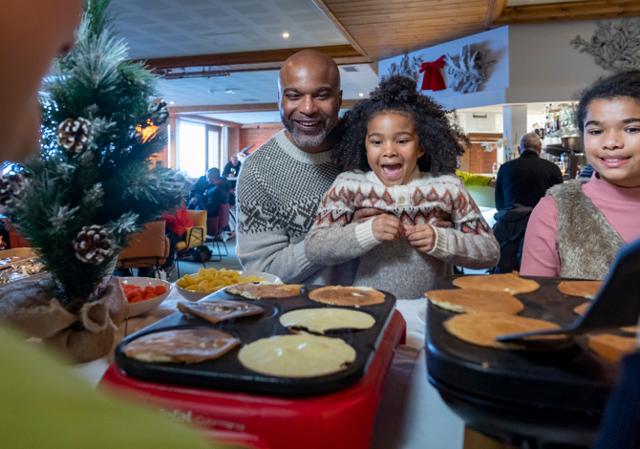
[236, 130, 357, 284]
[305, 169, 500, 298]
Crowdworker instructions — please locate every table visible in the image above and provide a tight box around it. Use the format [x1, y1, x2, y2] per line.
[73, 292, 465, 449]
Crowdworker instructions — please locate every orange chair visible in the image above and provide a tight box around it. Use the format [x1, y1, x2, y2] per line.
[117, 220, 169, 277]
[175, 210, 208, 276]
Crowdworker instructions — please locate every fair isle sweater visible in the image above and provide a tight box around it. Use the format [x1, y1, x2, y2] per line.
[236, 130, 357, 284]
[305, 169, 500, 298]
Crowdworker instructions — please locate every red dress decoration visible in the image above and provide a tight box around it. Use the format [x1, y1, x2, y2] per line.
[419, 56, 447, 91]
[162, 206, 193, 238]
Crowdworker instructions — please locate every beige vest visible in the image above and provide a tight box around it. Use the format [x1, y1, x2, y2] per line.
[549, 180, 624, 279]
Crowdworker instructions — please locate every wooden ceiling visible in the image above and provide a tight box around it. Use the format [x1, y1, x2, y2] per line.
[315, 0, 640, 60]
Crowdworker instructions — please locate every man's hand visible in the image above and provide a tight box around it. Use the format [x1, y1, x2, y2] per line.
[405, 223, 437, 253]
[372, 214, 402, 241]
[353, 207, 383, 223]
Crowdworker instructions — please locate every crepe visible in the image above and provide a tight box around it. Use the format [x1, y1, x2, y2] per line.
[226, 283, 302, 299]
[308, 286, 385, 307]
[178, 299, 263, 324]
[123, 328, 239, 363]
[588, 334, 637, 364]
[621, 326, 639, 334]
[238, 333, 356, 378]
[573, 302, 590, 316]
[452, 273, 539, 295]
[425, 289, 524, 315]
[444, 313, 564, 350]
[557, 280, 602, 298]
[279, 308, 375, 334]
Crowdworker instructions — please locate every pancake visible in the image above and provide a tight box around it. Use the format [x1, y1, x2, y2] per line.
[178, 299, 263, 324]
[238, 333, 356, 378]
[444, 313, 565, 350]
[308, 286, 385, 307]
[573, 302, 590, 316]
[425, 289, 524, 315]
[588, 334, 637, 364]
[123, 328, 239, 363]
[279, 308, 375, 334]
[557, 280, 602, 298]
[621, 326, 639, 334]
[452, 273, 539, 295]
[226, 283, 302, 299]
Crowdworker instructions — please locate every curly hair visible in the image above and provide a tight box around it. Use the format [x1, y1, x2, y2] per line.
[331, 76, 464, 175]
[577, 70, 640, 132]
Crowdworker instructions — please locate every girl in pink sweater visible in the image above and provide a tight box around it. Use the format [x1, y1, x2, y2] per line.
[521, 70, 640, 279]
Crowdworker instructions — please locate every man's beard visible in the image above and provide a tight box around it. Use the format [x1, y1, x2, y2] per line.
[281, 113, 337, 151]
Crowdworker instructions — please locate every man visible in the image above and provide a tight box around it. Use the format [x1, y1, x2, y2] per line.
[492, 132, 563, 272]
[222, 154, 242, 179]
[0, 2, 217, 448]
[189, 167, 229, 216]
[236, 49, 356, 284]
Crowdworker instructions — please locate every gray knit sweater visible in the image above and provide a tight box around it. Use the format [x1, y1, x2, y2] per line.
[236, 130, 357, 284]
[305, 170, 500, 298]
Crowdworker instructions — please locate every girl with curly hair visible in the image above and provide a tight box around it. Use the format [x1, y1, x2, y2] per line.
[305, 76, 499, 298]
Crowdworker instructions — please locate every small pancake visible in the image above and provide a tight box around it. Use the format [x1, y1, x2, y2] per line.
[573, 302, 590, 316]
[238, 333, 356, 378]
[452, 273, 539, 295]
[425, 289, 524, 315]
[279, 308, 375, 334]
[178, 299, 263, 324]
[226, 283, 302, 299]
[557, 280, 602, 298]
[123, 328, 239, 363]
[444, 313, 565, 350]
[588, 334, 637, 364]
[308, 286, 385, 307]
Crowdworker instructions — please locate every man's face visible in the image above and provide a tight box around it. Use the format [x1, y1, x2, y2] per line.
[1, 0, 83, 163]
[278, 63, 341, 152]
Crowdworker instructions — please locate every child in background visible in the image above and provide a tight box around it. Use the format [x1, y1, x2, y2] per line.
[521, 70, 640, 279]
[305, 76, 499, 298]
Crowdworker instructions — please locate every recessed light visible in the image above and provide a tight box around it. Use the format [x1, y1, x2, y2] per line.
[358, 92, 364, 97]
[282, 31, 290, 39]
[169, 101, 175, 105]
[225, 88, 236, 94]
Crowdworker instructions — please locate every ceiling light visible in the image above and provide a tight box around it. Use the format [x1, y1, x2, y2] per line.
[225, 88, 236, 94]
[282, 31, 290, 39]
[358, 92, 364, 97]
[169, 101, 175, 105]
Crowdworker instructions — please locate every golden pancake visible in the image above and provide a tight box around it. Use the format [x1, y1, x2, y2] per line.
[588, 334, 637, 364]
[557, 280, 602, 298]
[279, 308, 375, 334]
[425, 289, 524, 315]
[123, 328, 239, 363]
[452, 273, 539, 295]
[444, 313, 564, 350]
[621, 326, 639, 334]
[573, 302, 590, 316]
[308, 286, 385, 307]
[238, 333, 356, 378]
[178, 299, 263, 324]
[226, 283, 302, 299]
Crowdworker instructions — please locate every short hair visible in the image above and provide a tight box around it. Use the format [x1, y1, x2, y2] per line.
[519, 132, 541, 153]
[207, 167, 220, 177]
[577, 70, 640, 132]
[331, 76, 463, 174]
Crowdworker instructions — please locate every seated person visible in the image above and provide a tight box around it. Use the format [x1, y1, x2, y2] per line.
[188, 167, 229, 214]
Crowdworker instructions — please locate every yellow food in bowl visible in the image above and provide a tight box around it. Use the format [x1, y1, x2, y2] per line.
[176, 268, 265, 294]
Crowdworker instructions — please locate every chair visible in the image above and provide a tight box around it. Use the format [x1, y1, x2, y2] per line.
[175, 210, 209, 276]
[117, 220, 169, 277]
[207, 203, 231, 259]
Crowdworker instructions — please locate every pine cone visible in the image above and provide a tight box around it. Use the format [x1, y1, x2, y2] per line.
[58, 117, 91, 153]
[73, 225, 113, 265]
[0, 173, 26, 206]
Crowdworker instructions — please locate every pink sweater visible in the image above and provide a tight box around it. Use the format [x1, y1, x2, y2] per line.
[520, 174, 640, 277]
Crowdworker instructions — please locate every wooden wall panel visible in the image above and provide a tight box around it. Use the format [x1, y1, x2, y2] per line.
[240, 126, 283, 153]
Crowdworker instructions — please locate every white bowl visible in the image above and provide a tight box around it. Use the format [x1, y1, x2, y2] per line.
[175, 270, 282, 302]
[119, 277, 172, 318]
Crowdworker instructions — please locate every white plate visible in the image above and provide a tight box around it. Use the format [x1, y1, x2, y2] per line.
[119, 277, 172, 318]
[417, 306, 427, 325]
[175, 270, 281, 302]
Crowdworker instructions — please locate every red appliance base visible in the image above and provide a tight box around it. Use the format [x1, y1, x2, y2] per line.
[101, 311, 406, 449]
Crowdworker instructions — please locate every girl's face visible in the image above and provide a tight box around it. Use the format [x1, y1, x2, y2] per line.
[584, 96, 640, 188]
[365, 111, 423, 186]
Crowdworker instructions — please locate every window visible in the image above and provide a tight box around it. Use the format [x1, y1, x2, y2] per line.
[176, 119, 223, 179]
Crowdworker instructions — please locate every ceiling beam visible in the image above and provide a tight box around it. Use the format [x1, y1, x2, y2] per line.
[311, 0, 369, 58]
[142, 45, 371, 74]
[178, 114, 242, 128]
[485, 0, 507, 28]
[495, 0, 640, 24]
[168, 99, 358, 115]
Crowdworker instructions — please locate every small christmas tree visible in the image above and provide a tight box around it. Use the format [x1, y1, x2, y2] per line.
[2, 0, 181, 312]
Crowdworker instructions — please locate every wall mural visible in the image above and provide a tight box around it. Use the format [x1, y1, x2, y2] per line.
[385, 53, 424, 81]
[444, 45, 496, 94]
[571, 18, 640, 71]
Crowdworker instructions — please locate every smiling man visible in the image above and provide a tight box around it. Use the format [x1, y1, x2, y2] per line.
[236, 49, 356, 284]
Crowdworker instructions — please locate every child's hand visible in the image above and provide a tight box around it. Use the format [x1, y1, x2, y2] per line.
[372, 214, 402, 241]
[353, 207, 383, 223]
[405, 223, 437, 253]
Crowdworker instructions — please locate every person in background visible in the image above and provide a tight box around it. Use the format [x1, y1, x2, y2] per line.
[236, 49, 356, 284]
[0, 1, 218, 448]
[222, 153, 242, 180]
[521, 70, 640, 279]
[491, 132, 563, 272]
[188, 167, 229, 213]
